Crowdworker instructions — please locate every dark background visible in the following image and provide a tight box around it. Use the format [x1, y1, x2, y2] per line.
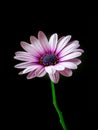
[1, 2, 98, 130]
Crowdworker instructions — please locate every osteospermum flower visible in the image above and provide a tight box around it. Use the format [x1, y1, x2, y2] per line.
[14, 31, 84, 83]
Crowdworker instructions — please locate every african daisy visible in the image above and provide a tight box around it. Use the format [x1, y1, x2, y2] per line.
[14, 31, 84, 83]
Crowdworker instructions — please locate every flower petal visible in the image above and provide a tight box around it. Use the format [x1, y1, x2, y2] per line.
[49, 33, 58, 53]
[14, 62, 32, 68]
[38, 31, 50, 52]
[23, 65, 41, 74]
[58, 62, 77, 69]
[68, 58, 81, 65]
[27, 70, 36, 79]
[56, 35, 71, 54]
[49, 71, 60, 83]
[14, 55, 38, 62]
[45, 66, 56, 74]
[59, 52, 82, 61]
[59, 40, 80, 57]
[27, 67, 46, 79]
[54, 63, 65, 71]
[45, 66, 59, 83]
[20, 41, 40, 57]
[15, 51, 30, 56]
[60, 68, 72, 77]
[30, 36, 45, 53]
[36, 67, 46, 77]
[74, 49, 84, 53]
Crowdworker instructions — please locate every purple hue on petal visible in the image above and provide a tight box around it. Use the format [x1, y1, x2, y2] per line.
[49, 71, 60, 83]
[18, 70, 24, 75]
[54, 63, 65, 71]
[27, 70, 36, 79]
[55, 35, 71, 54]
[49, 33, 58, 53]
[30, 36, 45, 54]
[23, 65, 41, 74]
[59, 52, 82, 61]
[36, 67, 46, 77]
[15, 51, 30, 56]
[27, 67, 46, 79]
[73, 49, 84, 53]
[45, 66, 56, 74]
[59, 40, 80, 57]
[60, 68, 72, 77]
[20, 41, 40, 57]
[67, 58, 81, 65]
[58, 62, 77, 69]
[14, 31, 84, 82]
[14, 55, 38, 62]
[38, 31, 50, 52]
[14, 62, 33, 68]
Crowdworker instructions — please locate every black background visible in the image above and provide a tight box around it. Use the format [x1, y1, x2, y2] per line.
[1, 1, 98, 130]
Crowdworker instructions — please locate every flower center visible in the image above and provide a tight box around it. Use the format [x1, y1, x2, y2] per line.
[40, 54, 58, 66]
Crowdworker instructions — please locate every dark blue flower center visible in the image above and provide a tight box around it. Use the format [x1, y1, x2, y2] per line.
[40, 54, 58, 66]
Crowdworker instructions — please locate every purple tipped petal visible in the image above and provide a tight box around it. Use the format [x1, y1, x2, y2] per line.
[56, 35, 71, 54]
[38, 31, 50, 52]
[60, 68, 72, 77]
[49, 33, 58, 53]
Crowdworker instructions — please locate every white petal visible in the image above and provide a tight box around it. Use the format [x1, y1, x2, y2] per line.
[36, 67, 46, 77]
[54, 63, 65, 71]
[60, 68, 72, 77]
[68, 58, 81, 65]
[58, 62, 77, 69]
[59, 52, 82, 61]
[18, 70, 24, 75]
[15, 51, 30, 56]
[27, 67, 46, 79]
[73, 48, 84, 53]
[45, 66, 56, 74]
[56, 35, 71, 54]
[14, 62, 32, 68]
[49, 71, 60, 83]
[27, 70, 36, 79]
[14, 55, 38, 62]
[49, 33, 58, 52]
[30, 36, 45, 53]
[23, 65, 41, 74]
[38, 31, 50, 52]
[59, 40, 80, 57]
[20, 41, 40, 57]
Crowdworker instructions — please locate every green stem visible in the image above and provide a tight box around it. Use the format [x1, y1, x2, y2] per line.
[50, 80, 67, 130]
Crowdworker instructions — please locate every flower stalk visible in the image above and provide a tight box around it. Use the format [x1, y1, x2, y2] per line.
[50, 80, 67, 130]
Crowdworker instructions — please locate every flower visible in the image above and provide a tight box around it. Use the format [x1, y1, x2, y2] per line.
[14, 31, 84, 83]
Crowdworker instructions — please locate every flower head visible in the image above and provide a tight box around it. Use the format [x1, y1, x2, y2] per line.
[14, 31, 84, 83]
